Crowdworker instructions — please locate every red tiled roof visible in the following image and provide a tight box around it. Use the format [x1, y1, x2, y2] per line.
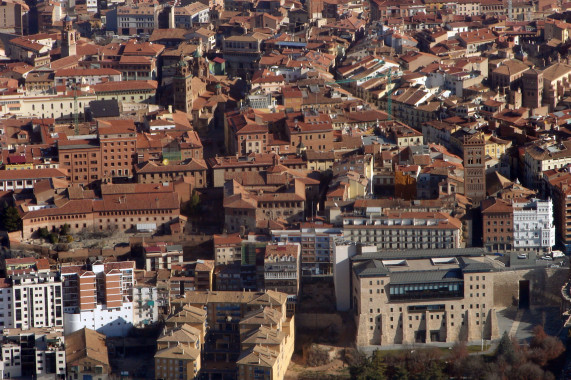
[0, 168, 67, 180]
[92, 80, 157, 93]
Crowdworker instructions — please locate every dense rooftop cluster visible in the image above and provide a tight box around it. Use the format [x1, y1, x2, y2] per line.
[1, 0, 571, 378]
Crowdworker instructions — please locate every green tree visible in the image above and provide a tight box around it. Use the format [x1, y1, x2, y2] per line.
[183, 191, 202, 216]
[496, 331, 515, 362]
[38, 227, 49, 239]
[59, 223, 71, 236]
[391, 365, 409, 380]
[1, 205, 21, 232]
[349, 350, 387, 380]
[48, 233, 59, 244]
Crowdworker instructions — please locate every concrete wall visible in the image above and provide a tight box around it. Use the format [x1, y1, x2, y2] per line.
[493, 267, 568, 309]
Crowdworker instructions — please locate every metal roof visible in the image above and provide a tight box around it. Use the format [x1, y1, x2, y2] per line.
[352, 247, 486, 261]
[389, 269, 462, 284]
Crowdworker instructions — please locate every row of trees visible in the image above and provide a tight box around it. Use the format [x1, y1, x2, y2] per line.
[37, 224, 73, 244]
[348, 326, 564, 380]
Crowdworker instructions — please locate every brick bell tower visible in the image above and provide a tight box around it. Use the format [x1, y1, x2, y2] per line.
[61, 15, 77, 57]
[172, 55, 193, 114]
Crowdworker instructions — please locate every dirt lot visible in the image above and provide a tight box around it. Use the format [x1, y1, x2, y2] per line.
[286, 356, 349, 380]
[286, 312, 355, 380]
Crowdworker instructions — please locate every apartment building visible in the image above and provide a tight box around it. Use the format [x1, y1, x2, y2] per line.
[490, 59, 530, 90]
[524, 140, 571, 191]
[1, 328, 66, 379]
[10, 272, 63, 331]
[351, 249, 498, 346]
[155, 343, 201, 380]
[135, 159, 208, 188]
[54, 68, 122, 87]
[545, 169, 571, 253]
[457, 29, 497, 56]
[92, 80, 157, 104]
[143, 243, 184, 271]
[271, 226, 343, 276]
[284, 110, 335, 153]
[0, 0, 28, 35]
[155, 307, 204, 380]
[117, 4, 160, 35]
[58, 137, 101, 186]
[1, 258, 64, 331]
[544, 19, 571, 42]
[264, 244, 300, 314]
[207, 153, 307, 188]
[61, 261, 135, 337]
[163, 305, 207, 340]
[7, 37, 50, 67]
[65, 328, 111, 380]
[0, 279, 12, 331]
[481, 198, 514, 252]
[342, 211, 463, 250]
[223, 179, 307, 234]
[133, 284, 159, 327]
[213, 233, 242, 266]
[0, 91, 97, 121]
[174, 2, 210, 28]
[223, 34, 265, 76]
[0, 168, 67, 192]
[170, 290, 294, 380]
[97, 119, 137, 181]
[512, 198, 555, 254]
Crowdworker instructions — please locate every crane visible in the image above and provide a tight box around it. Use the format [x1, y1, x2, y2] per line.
[67, 78, 79, 135]
[326, 67, 396, 121]
[73, 83, 79, 136]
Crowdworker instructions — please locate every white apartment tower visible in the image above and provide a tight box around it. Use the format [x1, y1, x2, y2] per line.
[11, 272, 63, 330]
[513, 198, 556, 253]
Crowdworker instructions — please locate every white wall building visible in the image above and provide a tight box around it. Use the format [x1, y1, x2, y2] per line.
[523, 140, 571, 190]
[271, 227, 343, 276]
[54, 68, 122, 86]
[332, 241, 376, 311]
[10, 272, 63, 330]
[513, 198, 556, 253]
[1, 343, 20, 378]
[1, 329, 65, 379]
[133, 285, 159, 327]
[61, 261, 135, 337]
[0, 284, 13, 331]
[63, 303, 134, 337]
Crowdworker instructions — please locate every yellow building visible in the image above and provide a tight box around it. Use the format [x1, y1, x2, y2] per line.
[5, 163, 34, 170]
[306, 151, 335, 171]
[165, 291, 295, 380]
[484, 134, 512, 159]
[237, 346, 284, 380]
[155, 344, 201, 380]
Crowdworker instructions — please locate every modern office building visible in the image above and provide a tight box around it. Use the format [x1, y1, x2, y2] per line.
[350, 248, 499, 346]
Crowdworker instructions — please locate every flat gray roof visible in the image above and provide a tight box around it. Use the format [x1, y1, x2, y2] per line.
[352, 247, 486, 261]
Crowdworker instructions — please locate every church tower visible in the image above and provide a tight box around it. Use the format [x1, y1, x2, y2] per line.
[173, 55, 193, 114]
[463, 133, 486, 206]
[522, 68, 543, 110]
[61, 16, 77, 57]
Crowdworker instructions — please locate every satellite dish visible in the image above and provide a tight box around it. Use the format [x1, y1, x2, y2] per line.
[162, 159, 169, 165]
